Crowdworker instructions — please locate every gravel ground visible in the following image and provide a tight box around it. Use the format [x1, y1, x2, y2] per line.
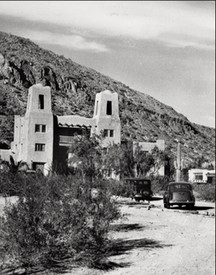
[65, 197, 215, 275]
[0, 196, 215, 275]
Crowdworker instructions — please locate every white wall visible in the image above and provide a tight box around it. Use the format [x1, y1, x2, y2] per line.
[188, 169, 215, 183]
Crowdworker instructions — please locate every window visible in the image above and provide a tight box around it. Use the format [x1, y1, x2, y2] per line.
[42, 125, 46, 132]
[103, 129, 108, 137]
[170, 184, 191, 191]
[38, 94, 44, 109]
[106, 101, 112, 115]
[207, 176, 214, 184]
[35, 124, 40, 132]
[32, 162, 44, 172]
[195, 174, 203, 180]
[35, 124, 46, 132]
[103, 129, 114, 138]
[35, 143, 45, 152]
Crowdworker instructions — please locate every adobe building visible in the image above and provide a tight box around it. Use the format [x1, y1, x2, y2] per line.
[9, 84, 121, 175]
[188, 169, 215, 184]
[0, 83, 165, 176]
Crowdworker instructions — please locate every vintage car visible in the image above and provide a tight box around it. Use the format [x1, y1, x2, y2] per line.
[125, 178, 153, 202]
[163, 182, 195, 209]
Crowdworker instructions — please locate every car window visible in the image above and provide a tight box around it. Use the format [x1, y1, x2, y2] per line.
[170, 184, 192, 191]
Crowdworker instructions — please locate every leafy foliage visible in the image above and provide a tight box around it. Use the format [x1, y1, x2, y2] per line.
[68, 133, 104, 183]
[150, 175, 170, 194]
[193, 183, 215, 202]
[0, 136, 122, 273]
[103, 142, 135, 178]
[133, 144, 155, 177]
[0, 172, 120, 272]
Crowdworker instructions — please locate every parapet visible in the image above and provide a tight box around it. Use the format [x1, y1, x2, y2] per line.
[93, 90, 119, 119]
[26, 84, 52, 114]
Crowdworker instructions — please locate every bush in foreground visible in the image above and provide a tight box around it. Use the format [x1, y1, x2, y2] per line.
[0, 172, 120, 273]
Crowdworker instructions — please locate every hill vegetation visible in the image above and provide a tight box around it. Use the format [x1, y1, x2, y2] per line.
[0, 31, 215, 164]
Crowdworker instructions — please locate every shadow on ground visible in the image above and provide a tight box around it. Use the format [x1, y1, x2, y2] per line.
[2, 238, 170, 273]
[117, 196, 163, 205]
[110, 223, 145, 232]
[170, 206, 214, 211]
[2, 238, 173, 274]
[149, 196, 163, 201]
[117, 196, 162, 207]
[1, 259, 75, 275]
[107, 237, 172, 257]
[92, 237, 172, 271]
[193, 206, 215, 211]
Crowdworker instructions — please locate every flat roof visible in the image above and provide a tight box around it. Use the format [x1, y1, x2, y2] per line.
[57, 115, 96, 128]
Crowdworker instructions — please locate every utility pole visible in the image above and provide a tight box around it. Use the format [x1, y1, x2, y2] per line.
[176, 140, 181, 182]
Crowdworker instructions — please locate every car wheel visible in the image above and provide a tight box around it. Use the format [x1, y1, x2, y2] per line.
[186, 204, 194, 209]
[190, 204, 195, 209]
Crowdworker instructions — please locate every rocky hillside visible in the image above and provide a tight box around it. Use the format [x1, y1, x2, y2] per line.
[0, 31, 215, 164]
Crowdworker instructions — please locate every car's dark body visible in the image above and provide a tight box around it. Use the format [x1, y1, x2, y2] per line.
[163, 182, 195, 209]
[125, 178, 152, 201]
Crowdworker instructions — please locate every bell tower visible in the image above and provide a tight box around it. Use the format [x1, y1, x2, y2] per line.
[92, 90, 121, 147]
[22, 84, 54, 174]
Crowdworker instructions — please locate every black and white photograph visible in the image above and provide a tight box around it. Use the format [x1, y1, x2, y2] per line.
[0, 1, 215, 274]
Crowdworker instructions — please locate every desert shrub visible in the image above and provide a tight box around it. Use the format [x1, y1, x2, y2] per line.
[150, 175, 170, 195]
[106, 176, 170, 198]
[193, 183, 215, 202]
[106, 179, 133, 197]
[0, 171, 24, 196]
[0, 173, 120, 272]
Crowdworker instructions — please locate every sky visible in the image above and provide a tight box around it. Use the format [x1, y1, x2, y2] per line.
[0, 1, 215, 128]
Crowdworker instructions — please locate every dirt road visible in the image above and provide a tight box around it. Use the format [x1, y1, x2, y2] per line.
[70, 197, 215, 275]
[0, 197, 215, 275]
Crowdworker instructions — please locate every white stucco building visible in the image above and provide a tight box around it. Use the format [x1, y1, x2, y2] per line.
[188, 169, 215, 184]
[0, 83, 167, 177]
[0, 84, 121, 175]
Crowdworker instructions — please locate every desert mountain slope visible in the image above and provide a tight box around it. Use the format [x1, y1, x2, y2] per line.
[0, 31, 215, 163]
